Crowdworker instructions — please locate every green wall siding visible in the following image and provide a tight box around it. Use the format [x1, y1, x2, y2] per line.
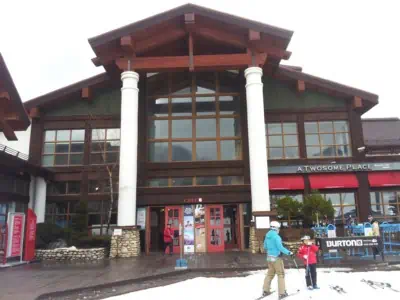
[263, 77, 346, 110]
[45, 87, 121, 116]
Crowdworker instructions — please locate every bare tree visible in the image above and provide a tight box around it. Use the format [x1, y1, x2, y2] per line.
[88, 113, 119, 234]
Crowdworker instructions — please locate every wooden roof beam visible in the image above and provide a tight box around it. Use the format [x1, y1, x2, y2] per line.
[0, 107, 17, 140]
[135, 28, 186, 54]
[116, 52, 266, 71]
[249, 29, 261, 41]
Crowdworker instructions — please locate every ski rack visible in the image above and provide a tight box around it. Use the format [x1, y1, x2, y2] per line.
[312, 224, 342, 260]
[380, 223, 400, 255]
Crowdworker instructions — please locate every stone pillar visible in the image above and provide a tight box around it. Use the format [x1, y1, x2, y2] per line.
[118, 71, 139, 226]
[110, 228, 141, 258]
[34, 177, 47, 223]
[244, 67, 270, 215]
[110, 71, 141, 258]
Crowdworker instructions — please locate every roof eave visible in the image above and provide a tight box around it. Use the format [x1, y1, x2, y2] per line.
[88, 3, 293, 49]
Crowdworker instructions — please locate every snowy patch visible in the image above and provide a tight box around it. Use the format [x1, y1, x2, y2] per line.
[105, 269, 400, 300]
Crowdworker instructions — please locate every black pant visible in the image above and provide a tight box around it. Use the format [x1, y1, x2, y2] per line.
[305, 264, 317, 287]
[372, 237, 384, 261]
[164, 241, 173, 254]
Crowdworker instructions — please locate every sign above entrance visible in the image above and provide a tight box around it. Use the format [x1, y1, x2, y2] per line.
[268, 162, 400, 174]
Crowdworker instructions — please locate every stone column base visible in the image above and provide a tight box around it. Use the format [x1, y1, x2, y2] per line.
[110, 227, 141, 258]
[249, 224, 267, 254]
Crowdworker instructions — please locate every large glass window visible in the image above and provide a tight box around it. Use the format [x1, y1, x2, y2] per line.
[305, 121, 351, 158]
[42, 129, 85, 166]
[270, 194, 304, 228]
[47, 181, 81, 195]
[88, 200, 117, 236]
[322, 193, 356, 224]
[91, 128, 120, 164]
[370, 191, 400, 220]
[45, 201, 79, 228]
[88, 180, 119, 194]
[147, 71, 241, 162]
[266, 122, 299, 159]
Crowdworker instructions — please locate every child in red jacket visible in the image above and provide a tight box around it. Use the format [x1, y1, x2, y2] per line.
[297, 236, 319, 290]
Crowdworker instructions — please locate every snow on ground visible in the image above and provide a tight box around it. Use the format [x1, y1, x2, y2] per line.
[106, 269, 400, 300]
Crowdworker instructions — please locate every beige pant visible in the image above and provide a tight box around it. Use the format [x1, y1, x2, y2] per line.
[263, 258, 286, 295]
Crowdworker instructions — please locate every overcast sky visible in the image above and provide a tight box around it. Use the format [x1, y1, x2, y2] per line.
[1, 0, 398, 118]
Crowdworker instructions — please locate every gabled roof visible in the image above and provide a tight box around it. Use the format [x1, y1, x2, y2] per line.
[276, 65, 379, 110]
[0, 53, 30, 139]
[89, 3, 293, 48]
[24, 72, 109, 110]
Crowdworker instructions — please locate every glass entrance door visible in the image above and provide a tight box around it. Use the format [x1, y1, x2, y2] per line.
[223, 205, 239, 250]
[165, 206, 182, 254]
[206, 205, 224, 252]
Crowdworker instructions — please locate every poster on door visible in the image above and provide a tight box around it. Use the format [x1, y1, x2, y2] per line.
[136, 208, 146, 230]
[183, 205, 194, 253]
[194, 204, 206, 252]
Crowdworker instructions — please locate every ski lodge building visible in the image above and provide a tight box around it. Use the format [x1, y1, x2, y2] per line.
[2, 4, 400, 255]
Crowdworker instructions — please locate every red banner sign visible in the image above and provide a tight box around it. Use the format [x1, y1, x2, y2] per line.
[24, 209, 37, 261]
[10, 214, 24, 257]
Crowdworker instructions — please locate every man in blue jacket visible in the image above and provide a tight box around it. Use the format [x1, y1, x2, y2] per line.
[263, 221, 293, 299]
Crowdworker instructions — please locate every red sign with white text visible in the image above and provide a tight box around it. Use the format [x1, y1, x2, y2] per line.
[24, 209, 37, 261]
[10, 214, 24, 257]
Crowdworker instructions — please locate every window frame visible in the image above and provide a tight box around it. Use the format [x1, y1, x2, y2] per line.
[304, 120, 352, 158]
[370, 190, 400, 220]
[145, 176, 245, 187]
[147, 72, 242, 162]
[322, 192, 357, 225]
[42, 129, 85, 167]
[90, 128, 121, 165]
[265, 122, 299, 160]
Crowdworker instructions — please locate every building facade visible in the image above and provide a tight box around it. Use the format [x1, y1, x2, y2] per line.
[19, 4, 400, 254]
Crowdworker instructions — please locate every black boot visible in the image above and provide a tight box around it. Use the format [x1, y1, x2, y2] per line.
[279, 292, 289, 299]
[263, 291, 273, 297]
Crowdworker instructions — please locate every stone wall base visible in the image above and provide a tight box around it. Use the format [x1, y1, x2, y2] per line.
[249, 225, 302, 254]
[35, 248, 106, 261]
[110, 228, 140, 258]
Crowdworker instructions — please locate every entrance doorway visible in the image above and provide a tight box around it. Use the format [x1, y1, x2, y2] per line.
[206, 205, 224, 252]
[149, 207, 165, 252]
[165, 206, 182, 254]
[223, 205, 240, 250]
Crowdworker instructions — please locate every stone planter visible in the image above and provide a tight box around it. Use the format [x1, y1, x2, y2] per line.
[35, 247, 107, 261]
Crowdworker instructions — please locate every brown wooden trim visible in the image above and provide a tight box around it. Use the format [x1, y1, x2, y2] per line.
[138, 73, 147, 187]
[146, 168, 244, 178]
[304, 112, 348, 121]
[146, 160, 243, 170]
[43, 115, 120, 122]
[253, 211, 277, 216]
[297, 114, 306, 159]
[265, 107, 348, 115]
[356, 172, 370, 222]
[0, 193, 29, 203]
[347, 103, 365, 162]
[46, 195, 81, 202]
[29, 118, 44, 166]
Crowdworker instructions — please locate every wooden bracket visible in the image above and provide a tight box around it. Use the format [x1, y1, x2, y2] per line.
[249, 29, 261, 41]
[188, 32, 194, 71]
[353, 96, 363, 108]
[184, 13, 195, 32]
[81, 87, 91, 101]
[29, 107, 40, 119]
[120, 35, 135, 53]
[0, 91, 10, 101]
[0, 109, 17, 140]
[297, 80, 305, 93]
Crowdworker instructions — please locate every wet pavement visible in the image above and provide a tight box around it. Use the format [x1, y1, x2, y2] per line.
[0, 252, 399, 300]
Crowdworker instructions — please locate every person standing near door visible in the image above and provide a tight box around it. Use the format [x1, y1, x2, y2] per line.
[368, 214, 384, 261]
[262, 221, 293, 299]
[163, 223, 174, 255]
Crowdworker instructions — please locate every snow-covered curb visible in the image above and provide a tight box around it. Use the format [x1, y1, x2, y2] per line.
[35, 247, 107, 261]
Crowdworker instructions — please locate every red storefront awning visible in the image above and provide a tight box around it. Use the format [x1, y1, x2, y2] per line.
[368, 172, 400, 187]
[268, 175, 305, 190]
[309, 174, 359, 189]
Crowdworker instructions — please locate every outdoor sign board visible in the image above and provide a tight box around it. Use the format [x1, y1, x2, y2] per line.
[136, 208, 146, 230]
[6, 212, 25, 259]
[113, 229, 122, 236]
[24, 209, 37, 261]
[317, 236, 379, 250]
[268, 162, 400, 174]
[183, 205, 194, 253]
[255, 216, 270, 229]
[194, 204, 206, 252]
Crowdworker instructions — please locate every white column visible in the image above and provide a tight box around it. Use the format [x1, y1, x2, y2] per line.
[244, 67, 270, 213]
[118, 71, 139, 226]
[35, 177, 47, 223]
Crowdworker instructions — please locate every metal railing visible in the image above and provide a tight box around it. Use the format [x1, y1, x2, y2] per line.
[0, 144, 28, 161]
